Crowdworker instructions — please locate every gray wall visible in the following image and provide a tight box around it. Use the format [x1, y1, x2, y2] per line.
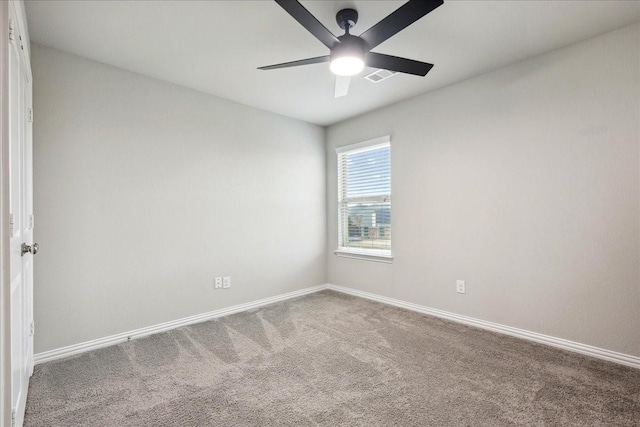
[327, 24, 640, 357]
[32, 45, 326, 353]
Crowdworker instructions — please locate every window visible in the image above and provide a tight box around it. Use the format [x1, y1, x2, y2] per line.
[336, 136, 392, 262]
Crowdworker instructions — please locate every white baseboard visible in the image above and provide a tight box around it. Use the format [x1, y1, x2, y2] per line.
[326, 284, 640, 369]
[35, 283, 640, 370]
[34, 284, 329, 365]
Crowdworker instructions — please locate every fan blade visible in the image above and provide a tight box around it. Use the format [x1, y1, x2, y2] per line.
[258, 55, 330, 70]
[275, 0, 340, 49]
[334, 75, 351, 98]
[359, 0, 443, 50]
[365, 52, 433, 76]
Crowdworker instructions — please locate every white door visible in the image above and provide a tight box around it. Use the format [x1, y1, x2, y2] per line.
[8, 5, 34, 426]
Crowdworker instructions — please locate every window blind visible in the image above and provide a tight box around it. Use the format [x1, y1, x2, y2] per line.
[337, 138, 391, 255]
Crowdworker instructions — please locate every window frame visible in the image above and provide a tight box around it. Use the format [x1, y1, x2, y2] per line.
[335, 136, 393, 263]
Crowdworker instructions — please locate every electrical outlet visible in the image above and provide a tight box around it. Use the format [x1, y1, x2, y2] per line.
[223, 277, 231, 289]
[215, 277, 223, 289]
[456, 280, 466, 294]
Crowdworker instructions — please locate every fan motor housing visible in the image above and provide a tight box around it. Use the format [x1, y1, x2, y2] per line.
[331, 34, 367, 61]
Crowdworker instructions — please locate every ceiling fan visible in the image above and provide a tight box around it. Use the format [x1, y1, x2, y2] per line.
[258, 0, 444, 98]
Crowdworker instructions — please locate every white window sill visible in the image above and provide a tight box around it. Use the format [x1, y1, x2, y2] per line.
[334, 250, 393, 263]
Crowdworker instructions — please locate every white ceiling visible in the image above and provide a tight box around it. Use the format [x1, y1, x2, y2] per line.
[25, 1, 640, 126]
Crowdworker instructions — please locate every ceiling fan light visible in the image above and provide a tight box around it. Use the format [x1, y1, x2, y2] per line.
[330, 56, 365, 76]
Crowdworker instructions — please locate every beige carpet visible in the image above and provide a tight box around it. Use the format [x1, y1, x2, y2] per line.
[25, 290, 639, 426]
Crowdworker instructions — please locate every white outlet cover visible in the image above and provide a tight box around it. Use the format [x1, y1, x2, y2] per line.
[215, 277, 223, 289]
[456, 280, 466, 294]
[223, 277, 231, 289]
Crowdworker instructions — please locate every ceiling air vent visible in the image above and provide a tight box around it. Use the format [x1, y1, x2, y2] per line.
[364, 69, 397, 83]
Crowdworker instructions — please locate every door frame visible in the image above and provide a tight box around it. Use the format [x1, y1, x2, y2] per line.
[1, 1, 11, 425]
[1, 1, 31, 425]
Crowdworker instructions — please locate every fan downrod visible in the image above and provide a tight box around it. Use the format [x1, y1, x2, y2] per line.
[336, 9, 358, 33]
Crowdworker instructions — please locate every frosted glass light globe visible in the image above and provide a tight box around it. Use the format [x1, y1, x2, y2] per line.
[330, 56, 365, 76]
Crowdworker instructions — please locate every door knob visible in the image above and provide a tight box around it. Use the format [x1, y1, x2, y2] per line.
[21, 242, 38, 256]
